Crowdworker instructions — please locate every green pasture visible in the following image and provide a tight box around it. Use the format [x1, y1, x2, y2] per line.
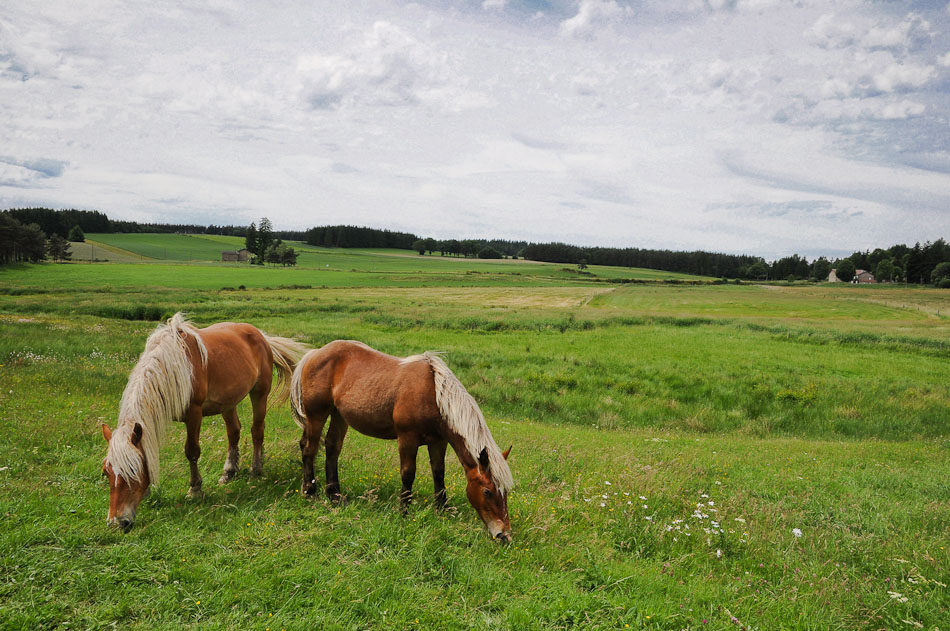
[0, 255, 947, 630]
[80, 232, 705, 282]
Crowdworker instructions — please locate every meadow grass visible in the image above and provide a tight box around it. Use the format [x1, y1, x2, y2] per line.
[0, 256, 947, 630]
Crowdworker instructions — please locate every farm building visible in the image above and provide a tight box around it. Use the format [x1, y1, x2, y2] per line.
[221, 249, 250, 262]
[854, 270, 875, 283]
[828, 269, 840, 282]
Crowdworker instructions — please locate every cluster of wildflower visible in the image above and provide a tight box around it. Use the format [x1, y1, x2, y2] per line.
[656, 487, 749, 555]
[582, 480, 653, 520]
[7, 350, 55, 364]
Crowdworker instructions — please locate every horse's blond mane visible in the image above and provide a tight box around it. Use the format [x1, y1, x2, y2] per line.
[420, 352, 513, 495]
[106, 313, 206, 486]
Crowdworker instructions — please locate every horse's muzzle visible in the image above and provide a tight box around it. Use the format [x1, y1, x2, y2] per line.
[108, 515, 135, 533]
[494, 530, 512, 544]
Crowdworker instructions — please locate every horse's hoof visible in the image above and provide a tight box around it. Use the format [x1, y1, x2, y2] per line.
[302, 484, 317, 497]
[218, 471, 236, 485]
[186, 488, 204, 500]
[249, 467, 263, 478]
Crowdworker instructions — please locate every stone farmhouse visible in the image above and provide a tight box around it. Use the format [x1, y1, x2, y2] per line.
[221, 248, 250, 262]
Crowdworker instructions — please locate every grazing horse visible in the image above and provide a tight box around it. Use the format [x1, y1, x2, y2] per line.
[290, 340, 514, 542]
[101, 313, 309, 531]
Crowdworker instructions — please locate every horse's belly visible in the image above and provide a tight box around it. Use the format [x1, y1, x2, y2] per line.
[336, 406, 398, 440]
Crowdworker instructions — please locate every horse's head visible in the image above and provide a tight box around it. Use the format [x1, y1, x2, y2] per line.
[101, 423, 150, 532]
[465, 446, 512, 543]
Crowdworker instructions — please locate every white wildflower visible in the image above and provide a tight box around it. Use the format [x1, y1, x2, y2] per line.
[792, 528, 802, 538]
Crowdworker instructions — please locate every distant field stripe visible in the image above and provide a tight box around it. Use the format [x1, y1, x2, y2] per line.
[85, 239, 151, 261]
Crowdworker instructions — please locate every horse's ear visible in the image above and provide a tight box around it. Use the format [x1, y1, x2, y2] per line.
[131, 423, 143, 446]
[478, 447, 490, 470]
[502, 445, 512, 460]
[101, 424, 112, 442]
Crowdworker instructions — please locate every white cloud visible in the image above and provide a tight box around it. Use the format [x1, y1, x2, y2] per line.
[559, 0, 631, 39]
[481, 0, 507, 10]
[862, 13, 931, 51]
[869, 62, 935, 93]
[295, 21, 451, 109]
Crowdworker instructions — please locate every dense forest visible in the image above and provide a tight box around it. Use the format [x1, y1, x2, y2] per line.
[304, 225, 418, 250]
[2, 207, 948, 285]
[2, 208, 305, 241]
[520, 239, 950, 283]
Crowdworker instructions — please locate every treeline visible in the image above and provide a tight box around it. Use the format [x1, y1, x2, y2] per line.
[410, 237, 528, 258]
[520, 239, 950, 284]
[522, 242, 764, 278]
[4, 208, 111, 236]
[828, 240, 950, 285]
[305, 225, 417, 249]
[1, 207, 307, 240]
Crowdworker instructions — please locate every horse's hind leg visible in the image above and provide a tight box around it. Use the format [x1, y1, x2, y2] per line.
[300, 407, 328, 497]
[184, 404, 204, 498]
[324, 411, 348, 502]
[249, 388, 268, 477]
[219, 407, 241, 484]
[427, 440, 448, 509]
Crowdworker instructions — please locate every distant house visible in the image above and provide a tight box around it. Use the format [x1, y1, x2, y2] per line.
[222, 248, 250, 262]
[828, 269, 840, 282]
[853, 269, 875, 284]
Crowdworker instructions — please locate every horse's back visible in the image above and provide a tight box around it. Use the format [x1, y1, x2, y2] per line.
[193, 322, 272, 412]
[300, 341, 441, 439]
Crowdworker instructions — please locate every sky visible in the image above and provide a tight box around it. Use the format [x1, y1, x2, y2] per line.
[1, 0, 948, 259]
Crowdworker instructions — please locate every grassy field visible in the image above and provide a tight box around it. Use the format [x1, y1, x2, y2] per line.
[0, 246, 947, 630]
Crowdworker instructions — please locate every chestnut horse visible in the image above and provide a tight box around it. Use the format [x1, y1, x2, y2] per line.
[290, 340, 514, 542]
[101, 313, 308, 531]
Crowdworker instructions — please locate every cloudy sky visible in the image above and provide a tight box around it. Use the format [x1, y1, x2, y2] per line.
[1, 0, 948, 259]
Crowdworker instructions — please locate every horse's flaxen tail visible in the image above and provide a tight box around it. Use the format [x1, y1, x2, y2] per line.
[265, 336, 310, 406]
[422, 352, 514, 494]
[289, 348, 318, 429]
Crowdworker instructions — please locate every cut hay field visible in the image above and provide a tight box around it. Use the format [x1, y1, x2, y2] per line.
[0, 253, 947, 630]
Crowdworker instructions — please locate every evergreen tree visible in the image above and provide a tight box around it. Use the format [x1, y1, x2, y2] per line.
[245, 222, 258, 255]
[67, 225, 85, 242]
[257, 218, 274, 256]
[47, 234, 71, 261]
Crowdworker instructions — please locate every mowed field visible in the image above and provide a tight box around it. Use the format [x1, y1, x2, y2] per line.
[0, 241, 948, 630]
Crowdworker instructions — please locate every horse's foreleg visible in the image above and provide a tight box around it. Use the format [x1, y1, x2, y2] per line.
[427, 440, 448, 510]
[300, 409, 327, 497]
[249, 389, 268, 477]
[397, 437, 419, 511]
[219, 407, 241, 484]
[324, 412, 348, 502]
[184, 405, 203, 498]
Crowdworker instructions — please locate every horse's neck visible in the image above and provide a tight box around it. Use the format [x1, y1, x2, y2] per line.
[444, 429, 479, 472]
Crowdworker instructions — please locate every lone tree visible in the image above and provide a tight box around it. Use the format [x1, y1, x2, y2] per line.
[67, 225, 85, 242]
[412, 239, 426, 255]
[835, 259, 856, 283]
[256, 218, 274, 257]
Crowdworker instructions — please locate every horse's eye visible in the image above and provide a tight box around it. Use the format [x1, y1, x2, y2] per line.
[483, 489, 493, 498]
